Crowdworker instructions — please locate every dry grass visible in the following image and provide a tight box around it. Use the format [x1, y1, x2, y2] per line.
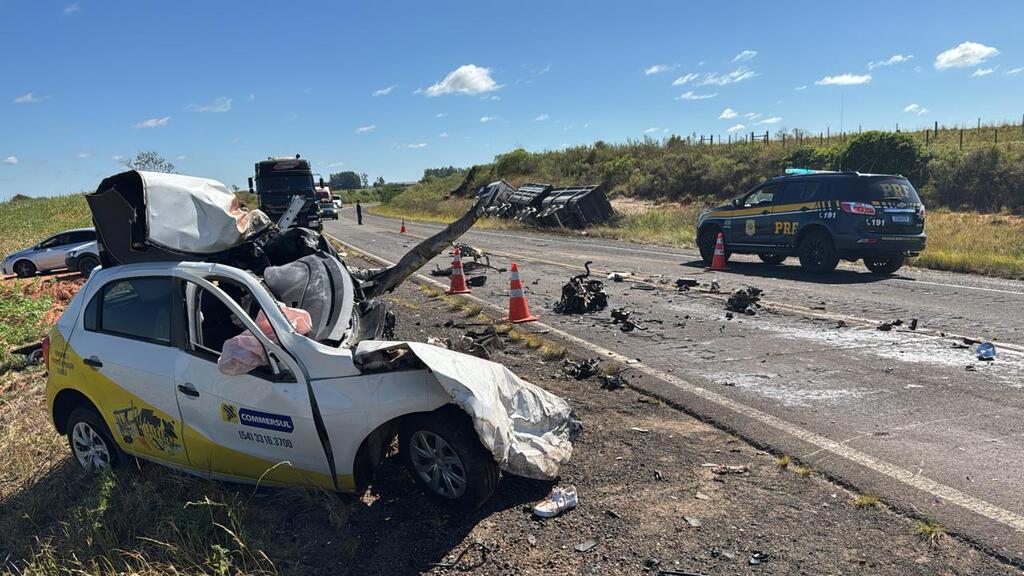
[789, 464, 813, 477]
[386, 296, 421, 310]
[915, 519, 947, 544]
[539, 343, 567, 361]
[460, 303, 483, 317]
[493, 322, 513, 335]
[418, 284, 444, 299]
[854, 493, 880, 508]
[776, 455, 792, 469]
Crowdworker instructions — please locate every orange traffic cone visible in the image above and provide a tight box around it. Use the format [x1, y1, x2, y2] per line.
[400, 219, 407, 234]
[709, 232, 728, 271]
[502, 262, 538, 323]
[446, 247, 472, 294]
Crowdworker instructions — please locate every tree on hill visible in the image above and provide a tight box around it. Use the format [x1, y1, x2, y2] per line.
[121, 151, 176, 173]
[329, 171, 362, 190]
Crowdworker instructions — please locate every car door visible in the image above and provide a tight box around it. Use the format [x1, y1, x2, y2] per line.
[66, 275, 189, 467]
[35, 233, 70, 270]
[770, 180, 820, 248]
[728, 184, 778, 246]
[172, 278, 335, 490]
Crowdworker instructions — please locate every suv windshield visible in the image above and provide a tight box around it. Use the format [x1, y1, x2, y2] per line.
[858, 177, 921, 203]
[258, 174, 314, 194]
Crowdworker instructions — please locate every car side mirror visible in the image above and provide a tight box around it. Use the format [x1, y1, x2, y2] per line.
[731, 198, 741, 208]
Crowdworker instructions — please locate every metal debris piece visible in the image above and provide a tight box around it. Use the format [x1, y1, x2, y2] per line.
[629, 427, 651, 434]
[725, 286, 763, 313]
[554, 261, 608, 314]
[676, 277, 699, 289]
[748, 551, 769, 565]
[709, 279, 721, 293]
[610, 307, 647, 332]
[607, 271, 632, 281]
[563, 358, 601, 380]
[466, 275, 488, 287]
[600, 373, 627, 390]
[877, 319, 903, 331]
[976, 342, 996, 361]
[574, 539, 598, 553]
[909, 318, 918, 330]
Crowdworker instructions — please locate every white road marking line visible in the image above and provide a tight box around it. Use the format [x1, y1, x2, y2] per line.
[895, 278, 1024, 297]
[329, 233, 1024, 533]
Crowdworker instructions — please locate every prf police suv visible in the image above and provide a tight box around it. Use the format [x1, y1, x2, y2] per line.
[696, 170, 926, 274]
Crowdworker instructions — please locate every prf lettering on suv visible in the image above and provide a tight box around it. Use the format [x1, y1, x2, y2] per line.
[696, 169, 926, 274]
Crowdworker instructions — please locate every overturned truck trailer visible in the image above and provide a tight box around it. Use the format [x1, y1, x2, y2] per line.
[479, 180, 613, 228]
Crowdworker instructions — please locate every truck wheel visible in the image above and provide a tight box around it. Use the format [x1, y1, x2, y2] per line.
[798, 230, 839, 273]
[697, 227, 723, 265]
[758, 253, 787, 266]
[13, 260, 36, 278]
[77, 255, 100, 278]
[67, 406, 123, 471]
[864, 255, 904, 275]
[400, 408, 498, 512]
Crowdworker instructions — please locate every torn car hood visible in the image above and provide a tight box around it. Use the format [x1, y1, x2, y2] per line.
[354, 340, 576, 480]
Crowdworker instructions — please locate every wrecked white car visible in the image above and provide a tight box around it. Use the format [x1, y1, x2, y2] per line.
[44, 170, 576, 510]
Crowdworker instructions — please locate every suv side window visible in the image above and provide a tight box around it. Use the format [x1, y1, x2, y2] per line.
[67, 230, 96, 244]
[86, 277, 172, 344]
[779, 181, 822, 204]
[743, 185, 777, 208]
[38, 234, 68, 249]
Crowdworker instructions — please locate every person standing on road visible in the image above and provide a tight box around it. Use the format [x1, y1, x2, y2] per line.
[356, 200, 363, 225]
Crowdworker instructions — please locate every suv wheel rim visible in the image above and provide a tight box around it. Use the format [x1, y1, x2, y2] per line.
[806, 239, 826, 265]
[410, 430, 467, 498]
[71, 421, 110, 470]
[14, 262, 32, 276]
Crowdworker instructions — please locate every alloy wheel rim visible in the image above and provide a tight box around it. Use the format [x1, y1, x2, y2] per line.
[71, 422, 110, 470]
[409, 430, 467, 498]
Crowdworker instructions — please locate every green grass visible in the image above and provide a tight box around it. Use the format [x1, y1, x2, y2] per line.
[0, 194, 92, 257]
[0, 279, 54, 368]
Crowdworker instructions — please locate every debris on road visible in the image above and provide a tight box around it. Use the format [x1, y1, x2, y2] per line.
[629, 427, 651, 434]
[709, 279, 721, 293]
[607, 271, 632, 281]
[877, 319, 904, 331]
[532, 485, 578, 518]
[976, 342, 996, 361]
[574, 538, 598, 553]
[704, 463, 749, 475]
[684, 516, 702, 528]
[748, 551, 770, 565]
[630, 283, 657, 291]
[554, 261, 608, 314]
[909, 318, 919, 330]
[611, 307, 647, 332]
[725, 286, 762, 315]
[676, 277, 699, 291]
[563, 358, 600, 380]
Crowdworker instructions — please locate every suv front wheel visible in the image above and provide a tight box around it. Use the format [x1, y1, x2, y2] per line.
[864, 255, 904, 275]
[698, 227, 726, 265]
[798, 230, 839, 273]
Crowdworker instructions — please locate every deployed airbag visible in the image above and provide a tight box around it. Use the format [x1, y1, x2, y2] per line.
[354, 341, 577, 480]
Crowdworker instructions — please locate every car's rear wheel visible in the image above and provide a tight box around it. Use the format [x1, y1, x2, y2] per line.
[758, 253, 787, 266]
[864, 255, 905, 275]
[400, 408, 498, 512]
[77, 255, 100, 278]
[67, 406, 123, 471]
[798, 230, 839, 273]
[13, 260, 36, 278]
[698, 227, 725, 265]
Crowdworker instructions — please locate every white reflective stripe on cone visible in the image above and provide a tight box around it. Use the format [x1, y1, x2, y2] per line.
[510, 288, 525, 298]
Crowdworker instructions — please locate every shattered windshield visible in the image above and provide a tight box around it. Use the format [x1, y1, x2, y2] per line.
[258, 174, 314, 194]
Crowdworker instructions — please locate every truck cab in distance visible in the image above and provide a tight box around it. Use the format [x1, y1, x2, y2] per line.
[249, 156, 323, 230]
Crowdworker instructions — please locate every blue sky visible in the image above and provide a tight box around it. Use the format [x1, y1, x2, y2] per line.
[2, 0, 1022, 199]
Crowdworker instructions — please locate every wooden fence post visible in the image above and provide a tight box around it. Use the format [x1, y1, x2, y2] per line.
[959, 129, 964, 150]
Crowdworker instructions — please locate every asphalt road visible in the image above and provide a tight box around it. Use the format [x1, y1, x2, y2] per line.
[326, 208, 1024, 564]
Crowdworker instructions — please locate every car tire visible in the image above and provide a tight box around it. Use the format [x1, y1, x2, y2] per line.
[13, 260, 36, 278]
[758, 253, 787, 266]
[66, 406, 123, 471]
[864, 255, 905, 275]
[697, 227, 724, 265]
[798, 229, 839, 273]
[77, 255, 100, 278]
[399, 407, 499, 512]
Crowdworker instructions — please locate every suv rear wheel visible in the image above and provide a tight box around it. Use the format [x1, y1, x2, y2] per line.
[400, 408, 498, 512]
[67, 406, 123, 471]
[864, 255, 905, 275]
[77, 255, 100, 278]
[758, 253, 787, 266]
[698, 227, 725, 265]
[798, 230, 839, 273]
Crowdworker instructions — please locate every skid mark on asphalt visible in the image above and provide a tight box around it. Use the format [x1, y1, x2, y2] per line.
[332, 234, 1024, 535]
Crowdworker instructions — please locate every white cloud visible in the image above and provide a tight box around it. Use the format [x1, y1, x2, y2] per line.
[644, 127, 661, 133]
[935, 41, 999, 70]
[424, 64, 499, 96]
[533, 113, 550, 122]
[755, 116, 781, 125]
[328, 161, 345, 168]
[63, 3, 79, 15]
[745, 112, 761, 120]
[354, 124, 376, 133]
[373, 85, 396, 97]
[916, 107, 929, 115]
[731, 50, 757, 63]
[538, 63, 551, 75]
[868, 54, 913, 70]
[479, 115, 498, 123]
[176, 155, 188, 161]
[701, 68, 757, 86]
[75, 151, 92, 159]
[726, 124, 746, 133]
[676, 90, 717, 100]
[13, 92, 40, 104]
[972, 67, 996, 77]
[718, 108, 738, 119]
[903, 103, 920, 113]
[439, 132, 449, 138]
[815, 73, 871, 86]
[645, 64, 675, 75]
[794, 85, 807, 91]
[1006, 67, 1024, 76]
[133, 116, 171, 128]
[435, 112, 447, 118]
[2, 156, 18, 165]
[190, 97, 232, 113]
[112, 155, 124, 161]
[248, 93, 256, 101]
[407, 143, 427, 149]
[671, 72, 700, 86]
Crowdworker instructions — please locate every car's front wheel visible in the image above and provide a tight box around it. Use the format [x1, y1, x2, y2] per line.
[400, 408, 498, 512]
[67, 406, 123, 471]
[77, 255, 100, 278]
[864, 255, 905, 275]
[13, 260, 36, 278]
[798, 230, 839, 273]
[698, 227, 725, 265]
[758, 253, 787, 265]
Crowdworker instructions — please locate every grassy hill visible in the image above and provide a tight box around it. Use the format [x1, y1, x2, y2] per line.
[0, 194, 92, 256]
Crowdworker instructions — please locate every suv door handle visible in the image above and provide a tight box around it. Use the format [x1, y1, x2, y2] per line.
[83, 357, 103, 368]
[177, 383, 200, 397]
[760, 210, 769, 215]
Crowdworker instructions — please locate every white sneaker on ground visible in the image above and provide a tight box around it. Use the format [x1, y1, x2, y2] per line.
[532, 485, 578, 518]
